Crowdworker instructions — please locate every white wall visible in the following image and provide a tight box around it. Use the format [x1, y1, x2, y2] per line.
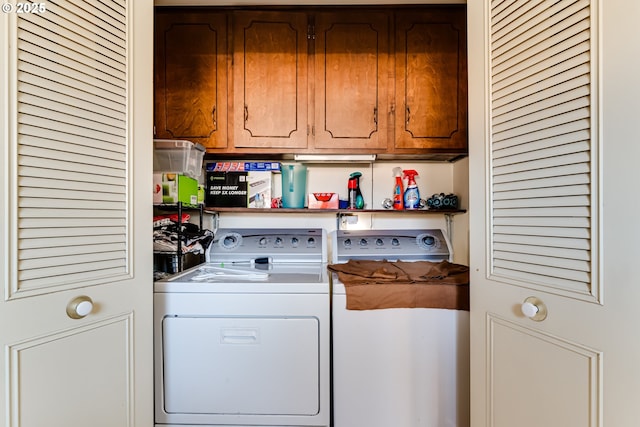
[216, 160, 469, 264]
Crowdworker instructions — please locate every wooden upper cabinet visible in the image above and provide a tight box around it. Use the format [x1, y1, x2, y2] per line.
[313, 12, 390, 151]
[154, 10, 228, 149]
[232, 11, 309, 149]
[394, 7, 468, 153]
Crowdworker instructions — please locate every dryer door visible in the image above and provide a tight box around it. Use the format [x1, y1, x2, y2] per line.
[161, 315, 320, 416]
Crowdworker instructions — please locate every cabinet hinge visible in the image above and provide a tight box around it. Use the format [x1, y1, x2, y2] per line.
[307, 24, 315, 40]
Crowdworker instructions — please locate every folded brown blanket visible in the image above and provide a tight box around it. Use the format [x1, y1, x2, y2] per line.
[328, 260, 469, 311]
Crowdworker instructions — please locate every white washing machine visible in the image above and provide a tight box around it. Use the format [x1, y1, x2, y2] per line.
[154, 228, 330, 427]
[330, 229, 470, 427]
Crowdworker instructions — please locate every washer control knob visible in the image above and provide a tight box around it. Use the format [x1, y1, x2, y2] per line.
[259, 237, 268, 246]
[291, 237, 299, 246]
[275, 237, 283, 246]
[392, 238, 400, 246]
[344, 238, 352, 247]
[359, 238, 368, 246]
[422, 235, 435, 246]
[376, 238, 384, 246]
[307, 237, 315, 246]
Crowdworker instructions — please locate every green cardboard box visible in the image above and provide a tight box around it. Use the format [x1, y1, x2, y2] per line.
[154, 173, 199, 206]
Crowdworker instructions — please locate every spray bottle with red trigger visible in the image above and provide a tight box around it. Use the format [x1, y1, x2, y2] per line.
[403, 169, 420, 210]
[392, 167, 404, 210]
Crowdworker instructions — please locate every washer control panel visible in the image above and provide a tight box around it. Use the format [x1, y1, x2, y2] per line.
[333, 229, 451, 263]
[208, 228, 326, 263]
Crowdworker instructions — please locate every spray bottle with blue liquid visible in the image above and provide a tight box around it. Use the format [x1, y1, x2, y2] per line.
[403, 169, 420, 210]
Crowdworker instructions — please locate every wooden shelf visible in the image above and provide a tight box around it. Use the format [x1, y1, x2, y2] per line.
[204, 207, 466, 214]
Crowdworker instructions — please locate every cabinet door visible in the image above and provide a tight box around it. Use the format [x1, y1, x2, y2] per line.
[314, 12, 390, 150]
[394, 8, 467, 153]
[154, 10, 228, 149]
[233, 11, 309, 149]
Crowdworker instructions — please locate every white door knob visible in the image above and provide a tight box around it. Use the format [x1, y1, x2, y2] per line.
[521, 296, 547, 321]
[67, 296, 94, 319]
[521, 301, 539, 318]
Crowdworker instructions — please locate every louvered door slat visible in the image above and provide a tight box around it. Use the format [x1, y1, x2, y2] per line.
[19, 187, 125, 203]
[18, 145, 125, 171]
[493, 216, 592, 228]
[12, 0, 129, 295]
[20, 268, 126, 291]
[494, 233, 591, 250]
[19, 235, 125, 250]
[19, 226, 126, 240]
[19, 200, 125, 212]
[21, 243, 126, 260]
[493, 242, 591, 260]
[494, 225, 590, 239]
[494, 184, 591, 201]
[20, 177, 125, 195]
[493, 164, 590, 184]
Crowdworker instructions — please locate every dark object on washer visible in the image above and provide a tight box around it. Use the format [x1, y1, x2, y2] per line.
[426, 193, 459, 210]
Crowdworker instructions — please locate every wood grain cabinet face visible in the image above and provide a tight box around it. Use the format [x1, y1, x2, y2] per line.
[313, 12, 390, 150]
[154, 11, 228, 149]
[232, 11, 309, 149]
[394, 8, 468, 153]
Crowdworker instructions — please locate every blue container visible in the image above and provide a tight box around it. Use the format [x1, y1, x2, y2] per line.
[281, 163, 307, 208]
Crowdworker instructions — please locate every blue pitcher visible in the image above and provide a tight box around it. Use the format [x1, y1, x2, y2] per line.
[281, 163, 307, 208]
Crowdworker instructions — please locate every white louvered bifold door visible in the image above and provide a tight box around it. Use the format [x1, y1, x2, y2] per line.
[12, 0, 129, 298]
[490, 0, 599, 302]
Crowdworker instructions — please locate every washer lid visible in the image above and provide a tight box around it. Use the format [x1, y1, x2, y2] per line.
[155, 261, 329, 291]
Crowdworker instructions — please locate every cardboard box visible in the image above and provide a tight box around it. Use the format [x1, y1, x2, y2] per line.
[206, 161, 281, 172]
[205, 171, 248, 207]
[247, 171, 274, 208]
[308, 192, 339, 209]
[154, 173, 199, 206]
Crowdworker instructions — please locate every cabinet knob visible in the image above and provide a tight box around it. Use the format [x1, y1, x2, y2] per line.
[66, 296, 94, 319]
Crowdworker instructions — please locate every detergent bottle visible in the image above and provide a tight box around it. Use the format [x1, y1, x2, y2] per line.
[392, 167, 404, 210]
[347, 172, 365, 209]
[403, 169, 420, 209]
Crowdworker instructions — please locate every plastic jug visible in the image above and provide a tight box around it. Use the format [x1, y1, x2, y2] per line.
[281, 163, 307, 208]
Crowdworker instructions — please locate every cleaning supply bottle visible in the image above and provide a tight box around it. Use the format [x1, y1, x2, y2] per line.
[347, 172, 365, 209]
[392, 167, 404, 210]
[403, 169, 420, 210]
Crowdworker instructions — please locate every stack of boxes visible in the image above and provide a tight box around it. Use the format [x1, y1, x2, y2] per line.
[153, 139, 205, 206]
[152, 139, 281, 208]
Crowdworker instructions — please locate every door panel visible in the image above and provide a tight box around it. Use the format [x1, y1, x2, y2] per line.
[9, 316, 132, 427]
[233, 11, 308, 149]
[314, 12, 389, 149]
[488, 316, 600, 427]
[469, 0, 640, 426]
[154, 10, 228, 149]
[395, 8, 467, 151]
[0, 1, 153, 426]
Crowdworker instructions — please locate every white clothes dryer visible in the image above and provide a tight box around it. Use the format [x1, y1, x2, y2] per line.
[154, 228, 330, 427]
